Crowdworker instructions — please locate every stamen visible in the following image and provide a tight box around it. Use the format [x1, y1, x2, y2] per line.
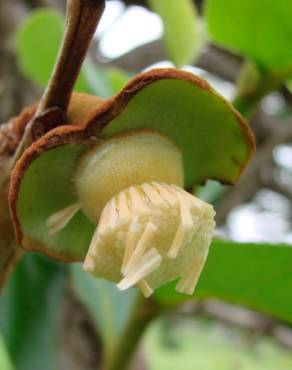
[123, 222, 157, 275]
[152, 182, 176, 207]
[98, 200, 111, 233]
[163, 183, 180, 196]
[167, 224, 186, 259]
[83, 223, 104, 272]
[126, 247, 159, 273]
[121, 219, 137, 272]
[172, 184, 205, 209]
[142, 182, 163, 204]
[46, 203, 80, 235]
[138, 280, 153, 297]
[167, 191, 193, 258]
[175, 257, 205, 295]
[117, 249, 162, 291]
[81, 179, 214, 296]
[105, 198, 118, 233]
[83, 255, 97, 273]
[129, 186, 148, 215]
[177, 191, 193, 228]
[118, 191, 130, 223]
[88, 223, 102, 253]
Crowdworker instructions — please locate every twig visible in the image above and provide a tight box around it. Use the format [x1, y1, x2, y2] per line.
[13, 0, 105, 163]
[101, 41, 242, 82]
[101, 295, 162, 370]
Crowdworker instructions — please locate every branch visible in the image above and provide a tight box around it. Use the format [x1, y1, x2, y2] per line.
[12, 0, 105, 164]
[38, 0, 105, 113]
[102, 41, 242, 82]
[101, 295, 161, 370]
[264, 179, 292, 202]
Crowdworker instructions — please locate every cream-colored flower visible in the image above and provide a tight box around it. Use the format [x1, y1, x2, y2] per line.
[47, 131, 215, 297]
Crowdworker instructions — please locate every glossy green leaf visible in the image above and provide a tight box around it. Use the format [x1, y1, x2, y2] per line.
[15, 9, 103, 94]
[0, 333, 13, 370]
[70, 265, 137, 354]
[155, 240, 292, 323]
[205, 0, 292, 72]
[148, 0, 200, 66]
[15, 10, 63, 88]
[0, 254, 65, 370]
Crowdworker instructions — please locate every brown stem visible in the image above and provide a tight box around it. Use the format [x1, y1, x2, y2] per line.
[102, 295, 162, 370]
[13, 0, 105, 162]
[37, 0, 105, 114]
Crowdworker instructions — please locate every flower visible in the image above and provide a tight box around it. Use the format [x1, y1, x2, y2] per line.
[45, 131, 215, 296]
[9, 68, 255, 296]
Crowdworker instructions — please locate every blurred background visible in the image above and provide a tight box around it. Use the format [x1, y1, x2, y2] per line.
[1, 0, 292, 369]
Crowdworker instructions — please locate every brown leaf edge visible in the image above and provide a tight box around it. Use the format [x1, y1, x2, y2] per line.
[9, 68, 256, 261]
[0, 93, 103, 266]
[0, 105, 37, 160]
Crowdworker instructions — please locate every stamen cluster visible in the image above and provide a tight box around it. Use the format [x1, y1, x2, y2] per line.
[83, 181, 215, 296]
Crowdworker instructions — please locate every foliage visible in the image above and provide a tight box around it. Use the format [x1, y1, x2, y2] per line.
[155, 240, 292, 322]
[205, 0, 292, 73]
[0, 254, 65, 370]
[148, 0, 200, 66]
[71, 265, 137, 356]
[0, 334, 13, 370]
[15, 9, 89, 92]
[15, 9, 129, 98]
[145, 318, 292, 370]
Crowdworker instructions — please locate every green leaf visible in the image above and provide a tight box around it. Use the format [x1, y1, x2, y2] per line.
[155, 240, 292, 323]
[15, 9, 63, 88]
[70, 264, 137, 355]
[0, 254, 66, 370]
[0, 333, 13, 370]
[15, 9, 94, 93]
[148, 0, 200, 66]
[205, 0, 292, 72]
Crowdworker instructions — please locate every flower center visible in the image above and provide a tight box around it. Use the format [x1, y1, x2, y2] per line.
[46, 131, 215, 297]
[74, 131, 184, 223]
